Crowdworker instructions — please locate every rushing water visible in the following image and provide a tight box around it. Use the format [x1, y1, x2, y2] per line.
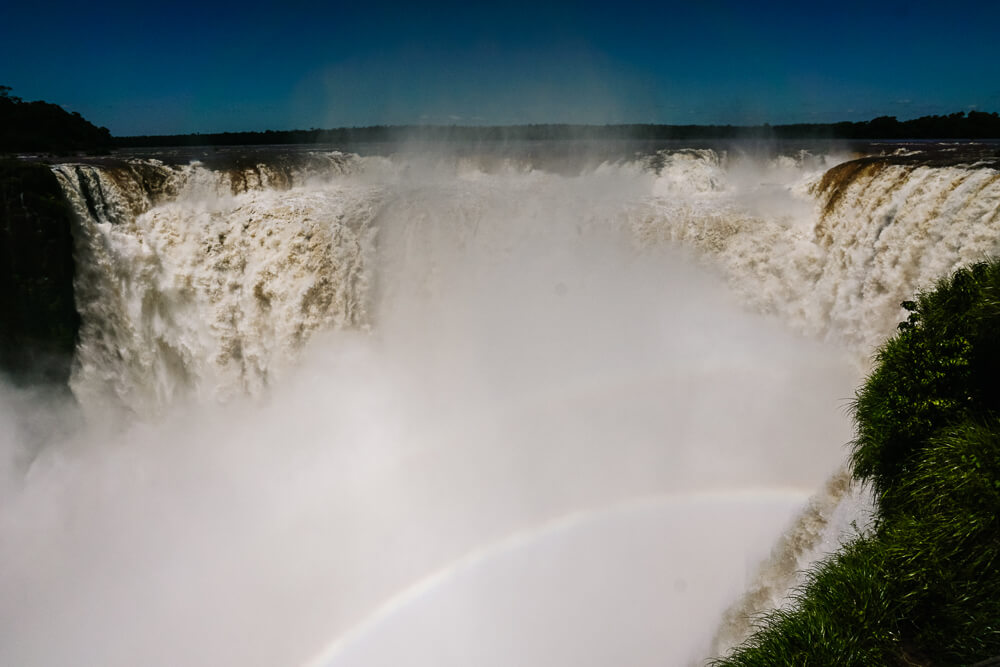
[1, 144, 998, 666]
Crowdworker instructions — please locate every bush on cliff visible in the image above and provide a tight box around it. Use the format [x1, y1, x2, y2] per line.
[853, 259, 1000, 517]
[714, 259, 1000, 667]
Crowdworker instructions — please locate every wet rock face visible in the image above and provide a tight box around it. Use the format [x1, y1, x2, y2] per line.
[0, 159, 79, 386]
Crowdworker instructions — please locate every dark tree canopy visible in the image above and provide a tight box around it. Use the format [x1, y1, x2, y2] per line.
[114, 111, 1000, 148]
[0, 87, 112, 154]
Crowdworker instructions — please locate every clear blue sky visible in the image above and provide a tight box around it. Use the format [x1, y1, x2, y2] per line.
[3, 0, 999, 135]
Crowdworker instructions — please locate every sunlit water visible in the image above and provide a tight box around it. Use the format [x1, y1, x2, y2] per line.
[3, 146, 998, 665]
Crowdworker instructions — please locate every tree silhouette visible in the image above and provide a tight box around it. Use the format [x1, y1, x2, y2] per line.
[0, 87, 111, 154]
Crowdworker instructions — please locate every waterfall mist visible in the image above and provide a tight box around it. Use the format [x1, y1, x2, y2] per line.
[11, 144, 991, 665]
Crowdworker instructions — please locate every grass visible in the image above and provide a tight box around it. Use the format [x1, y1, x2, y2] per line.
[713, 259, 1000, 667]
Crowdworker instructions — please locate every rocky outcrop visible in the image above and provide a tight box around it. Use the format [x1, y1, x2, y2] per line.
[0, 159, 79, 386]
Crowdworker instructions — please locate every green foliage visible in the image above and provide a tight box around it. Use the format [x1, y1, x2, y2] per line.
[853, 259, 1000, 512]
[716, 539, 902, 667]
[716, 421, 1000, 666]
[881, 422, 1000, 663]
[715, 260, 1000, 667]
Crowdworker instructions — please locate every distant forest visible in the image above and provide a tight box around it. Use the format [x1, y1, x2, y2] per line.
[117, 111, 1000, 148]
[2, 86, 999, 153]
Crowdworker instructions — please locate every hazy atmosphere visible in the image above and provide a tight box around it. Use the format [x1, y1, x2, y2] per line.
[3, 0, 999, 134]
[3, 2, 1000, 666]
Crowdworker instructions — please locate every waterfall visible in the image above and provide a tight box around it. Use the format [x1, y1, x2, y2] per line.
[1, 145, 994, 666]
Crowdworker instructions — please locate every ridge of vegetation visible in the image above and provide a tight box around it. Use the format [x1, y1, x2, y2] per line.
[3, 86, 999, 152]
[0, 86, 112, 155]
[713, 259, 1000, 667]
[3, 87, 998, 151]
[114, 111, 1000, 147]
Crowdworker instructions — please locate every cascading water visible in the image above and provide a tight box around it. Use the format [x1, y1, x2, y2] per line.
[631, 152, 1000, 354]
[52, 156, 373, 413]
[1, 145, 998, 666]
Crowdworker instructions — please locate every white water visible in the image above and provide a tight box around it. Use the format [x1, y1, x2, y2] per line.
[2, 148, 998, 666]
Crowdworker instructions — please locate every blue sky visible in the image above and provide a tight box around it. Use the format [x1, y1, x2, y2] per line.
[3, 0, 999, 135]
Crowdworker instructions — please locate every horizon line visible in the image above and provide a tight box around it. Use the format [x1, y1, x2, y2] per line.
[116, 112, 1000, 139]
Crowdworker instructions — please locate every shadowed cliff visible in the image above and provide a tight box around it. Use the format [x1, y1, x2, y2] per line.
[0, 159, 79, 386]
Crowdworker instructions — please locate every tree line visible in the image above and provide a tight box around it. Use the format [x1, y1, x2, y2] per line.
[116, 112, 1000, 148]
[2, 85, 999, 152]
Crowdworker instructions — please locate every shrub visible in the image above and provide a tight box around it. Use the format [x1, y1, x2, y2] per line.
[852, 259, 1000, 515]
[714, 260, 1000, 667]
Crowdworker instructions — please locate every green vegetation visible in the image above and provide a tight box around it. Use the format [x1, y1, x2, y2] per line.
[114, 111, 1000, 148]
[854, 262, 1000, 517]
[2, 83, 996, 151]
[0, 86, 112, 154]
[0, 158, 79, 385]
[714, 260, 1000, 667]
[2, 84, 996, 150]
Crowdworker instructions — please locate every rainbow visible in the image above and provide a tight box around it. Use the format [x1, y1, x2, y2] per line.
[299, 486, 812, 667]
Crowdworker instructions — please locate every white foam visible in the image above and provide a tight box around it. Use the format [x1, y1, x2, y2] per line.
[6, 148, 992, 665]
